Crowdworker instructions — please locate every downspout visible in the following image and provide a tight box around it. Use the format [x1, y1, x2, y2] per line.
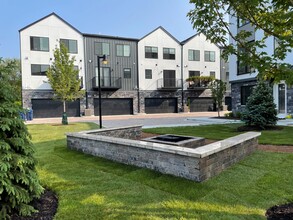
[136, 41, 140, 114]
[181, 43, 184, 111]
[84, 36, 89, 109]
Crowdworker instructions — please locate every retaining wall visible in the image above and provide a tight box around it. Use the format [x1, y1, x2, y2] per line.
[67, 125, 260, 182]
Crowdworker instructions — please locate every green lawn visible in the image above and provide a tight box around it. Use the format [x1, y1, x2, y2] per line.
[29, 123, 293, 219]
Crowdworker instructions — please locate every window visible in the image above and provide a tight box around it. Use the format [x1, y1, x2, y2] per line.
[188, 49, 200, 61]
[189, 71, 200, 77]
[60, 39, 78, 53]
[117, 44, 130, 57]
[237, 17, 250, 27]
[241, 85, 254, 105]
[237, 42, 255, 75]
[31, 64, 49, 76]
[145, 69, 152, 79]
[204, 51, 215, 62]
[124, 68, 131, 78]
[30, 36, 49, 51]
[210, 71, 216, 78]
[163, 48, 175, 60]
[145, 46, 158, 59]
[95, 42, 110, 56]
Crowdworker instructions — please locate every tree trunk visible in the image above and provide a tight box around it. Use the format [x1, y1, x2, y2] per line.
[63, 101, 66, 113]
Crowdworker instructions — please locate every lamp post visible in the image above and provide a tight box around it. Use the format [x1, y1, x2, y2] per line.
[97, 54, 107, 129]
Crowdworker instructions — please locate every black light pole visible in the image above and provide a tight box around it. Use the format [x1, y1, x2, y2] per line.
[97, 54, 107, 129]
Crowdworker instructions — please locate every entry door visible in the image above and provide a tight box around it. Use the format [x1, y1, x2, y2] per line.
[278, 83, 286, 114]
[163, 70, 176, 87]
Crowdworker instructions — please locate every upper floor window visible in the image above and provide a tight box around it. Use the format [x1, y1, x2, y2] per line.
[188, 49, 200, 61]
[189, 70, 200, 77]
[60, 39, 78, 54]
[237, 41, 255, 75]
[95, 42, 110, 56]
[123, 68, 131, 78]
[30, 36, 49, 52]
[145, 69, 152, 79]
[204, 51, 215, 62]
[210, 71, 216, 78]
[163, 48, 175, 60]
[237, 17, 250, 27]
[31, 64, 49, 76]
[117, 44, 130, 57]
[145, 46, 158, 59]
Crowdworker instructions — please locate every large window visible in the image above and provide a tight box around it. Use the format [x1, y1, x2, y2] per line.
[123, 68, 131, 78]
[163, 48, 175, 60]
[30, 36, 49, 52]
[31, 64, 49, 76]
[188, 49, 200, 61]
[60, 39, 78, 53]
[210, 71, 216, 78]
[204, 51, 215, 62]
[145, 46, 158, 59]
[241, 85, 254, 105]
[116, 44, 130, 57]
[95, 42, 110, 56]
[145, 69, 152, 79]
[189, 71, 200, 77]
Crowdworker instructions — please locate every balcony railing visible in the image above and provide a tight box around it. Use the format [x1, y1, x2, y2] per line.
[186, 76, 214, 90]
[157, 78, 182, 90]
[92, 76, 121, 91]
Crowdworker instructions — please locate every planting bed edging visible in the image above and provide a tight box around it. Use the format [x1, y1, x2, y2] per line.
[67, 125, 261, 182]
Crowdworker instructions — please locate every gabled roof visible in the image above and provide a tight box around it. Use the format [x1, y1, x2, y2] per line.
[83, 33, 139, 42]
[180, 33, 199, 45]
[140, 26, 180, 44]
[19, 12, 82, 34]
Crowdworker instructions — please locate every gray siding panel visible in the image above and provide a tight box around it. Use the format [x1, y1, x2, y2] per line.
[84, 36, 138, 91]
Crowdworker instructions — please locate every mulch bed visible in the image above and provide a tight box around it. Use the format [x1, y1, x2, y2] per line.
[9, 132, 292, 219]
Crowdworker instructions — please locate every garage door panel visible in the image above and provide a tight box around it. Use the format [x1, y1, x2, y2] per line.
[94, 98, 133, 116]
[145, 98, 177, 114]
[189, 98, 214, 112]
[32, 99, 80, 118]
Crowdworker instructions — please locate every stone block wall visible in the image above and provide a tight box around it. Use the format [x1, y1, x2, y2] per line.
[67, 126, 261, 182]
[87, 125, 142, 139]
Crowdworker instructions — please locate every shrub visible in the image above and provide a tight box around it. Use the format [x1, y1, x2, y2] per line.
[0, 59, 43, 219]
[241, 81, 278, 129]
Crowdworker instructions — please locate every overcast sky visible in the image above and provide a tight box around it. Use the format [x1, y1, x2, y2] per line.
[0, 0, 195, 58]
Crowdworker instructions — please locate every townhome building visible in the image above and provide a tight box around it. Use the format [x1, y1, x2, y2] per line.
[20, 13, 85, 118]
[20, 13, 224, 118]
[229, 16, 293, 117]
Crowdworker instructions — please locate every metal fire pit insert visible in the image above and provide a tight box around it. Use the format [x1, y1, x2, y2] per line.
[143, 134, 205, 148]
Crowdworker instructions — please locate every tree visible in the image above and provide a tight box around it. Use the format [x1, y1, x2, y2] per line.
[0, 58, 21, 103]
[47, 43, 84, 125]
[188, 0, 293, 84]
[210, 79, 226, 117]
[0, 58, 43, 219]
[241, 81, 278, 129]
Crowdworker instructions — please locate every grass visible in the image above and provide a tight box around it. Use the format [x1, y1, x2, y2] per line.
[143, 123, 293, 145]
[29, 123, 293, 219]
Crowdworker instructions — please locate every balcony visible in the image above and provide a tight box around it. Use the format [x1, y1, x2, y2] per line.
[186, 76, 214, 90]
[92, 76, 121, 91]
[157, 78, 182, 90]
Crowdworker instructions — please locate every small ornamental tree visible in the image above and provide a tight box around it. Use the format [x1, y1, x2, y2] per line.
[47, 43, 84, 125]
[241, 80, 278, 129]
[210, 79, 226, 117]
[0, 58, 43, 219]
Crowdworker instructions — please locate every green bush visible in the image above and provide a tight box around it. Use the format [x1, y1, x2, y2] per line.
[241, 81, 278, 129]
[0, 59, 43, 219]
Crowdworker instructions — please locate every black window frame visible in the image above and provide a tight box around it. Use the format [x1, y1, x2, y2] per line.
[145, 46, 158, 59]
[123, 68, 131, 78]
[204, 51, 216, 62]
[210, 71, 216, 78]
[31, 64, 50, 76]
[189, 70, 200, 77]
[163, 48, 176, 60]
[241, 85, 254, 105]
[188, 49, 200, 61]
[30, 36, 49, 52]
[116, 44, 131, 57]
[145, 69, 152, 79]
[237, 41, 255, 75]
[60, 39, 78, 54]
[95, 42, 110, 56]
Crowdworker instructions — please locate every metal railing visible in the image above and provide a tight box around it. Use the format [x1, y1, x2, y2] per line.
[92, 76, 121, 90]
[157, 78, 182, 90]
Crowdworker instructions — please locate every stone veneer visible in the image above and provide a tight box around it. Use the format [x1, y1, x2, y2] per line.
[67, 125, 261, 182]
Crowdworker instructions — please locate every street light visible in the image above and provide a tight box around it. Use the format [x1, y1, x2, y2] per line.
[97, 54, 108, 129]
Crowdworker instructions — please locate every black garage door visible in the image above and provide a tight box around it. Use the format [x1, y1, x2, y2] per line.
[189, 97, 214, 112]
[32, 99, 80, 118]
[145, 98, 177, 114]
[94, 98, 133, 116]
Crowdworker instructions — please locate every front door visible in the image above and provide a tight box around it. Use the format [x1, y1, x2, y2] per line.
[278, 83, 286, 114]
